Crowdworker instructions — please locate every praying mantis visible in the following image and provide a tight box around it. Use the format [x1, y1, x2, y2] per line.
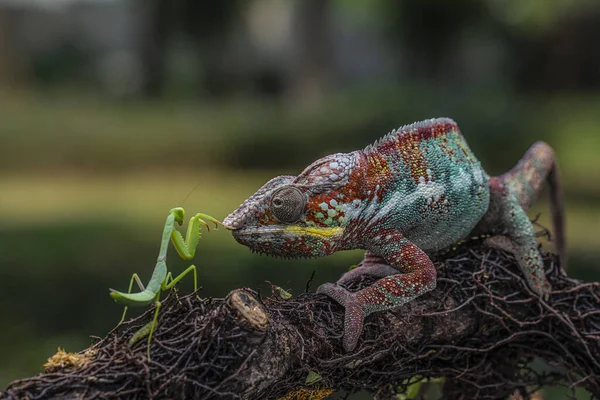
[109, 207, 220, 359]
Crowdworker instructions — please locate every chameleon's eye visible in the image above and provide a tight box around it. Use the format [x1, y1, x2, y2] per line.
[270, 186, 305, 223]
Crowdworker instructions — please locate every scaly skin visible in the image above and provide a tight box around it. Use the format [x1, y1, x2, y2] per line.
[223, 118, 565, 351]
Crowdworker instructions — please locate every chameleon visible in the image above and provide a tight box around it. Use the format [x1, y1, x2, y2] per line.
[222, 118, 565, 351]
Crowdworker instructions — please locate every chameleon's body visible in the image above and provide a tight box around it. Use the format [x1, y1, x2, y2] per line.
[223, 118, 564, 351]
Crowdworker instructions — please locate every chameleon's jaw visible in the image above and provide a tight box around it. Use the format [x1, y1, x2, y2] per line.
[228, 225, 343, 259]
[230, 226, 287, 236]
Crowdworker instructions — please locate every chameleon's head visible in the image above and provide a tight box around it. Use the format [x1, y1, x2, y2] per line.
[223, 153, 361, 258]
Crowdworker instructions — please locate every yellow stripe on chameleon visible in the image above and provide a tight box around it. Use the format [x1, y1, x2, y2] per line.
[284, 226, 343, 238]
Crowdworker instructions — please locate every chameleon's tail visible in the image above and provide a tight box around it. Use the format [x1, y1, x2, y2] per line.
[499, 141, 566, 266]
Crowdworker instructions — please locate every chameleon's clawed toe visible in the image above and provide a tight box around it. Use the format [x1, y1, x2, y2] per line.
[335, 264, 399, 286]
[317, 283, 365, 351]
[537, 279, 552, 301]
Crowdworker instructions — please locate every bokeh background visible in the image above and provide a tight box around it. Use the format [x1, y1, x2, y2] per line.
[1, 0, 599, 398]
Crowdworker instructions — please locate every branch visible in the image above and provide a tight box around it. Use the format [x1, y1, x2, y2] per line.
[3, 244, 600, 400]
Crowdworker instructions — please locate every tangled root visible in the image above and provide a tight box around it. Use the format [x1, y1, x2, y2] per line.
[3, 242, 599, 399]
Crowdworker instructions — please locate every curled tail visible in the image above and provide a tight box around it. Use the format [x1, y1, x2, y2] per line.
[500, 141, 566, 266]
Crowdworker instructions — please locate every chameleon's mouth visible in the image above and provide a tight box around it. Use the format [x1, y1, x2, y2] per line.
[226, 224, 343, 259]
[228, 226, 296, 257]
[229, 225, 344, 239]
[229, 225, 289, 239]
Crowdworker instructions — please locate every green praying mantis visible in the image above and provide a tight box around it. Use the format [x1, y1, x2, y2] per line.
[109, 207, 220, 359]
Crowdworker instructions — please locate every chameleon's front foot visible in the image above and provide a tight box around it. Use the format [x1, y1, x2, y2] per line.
[317, 282, 366, 352]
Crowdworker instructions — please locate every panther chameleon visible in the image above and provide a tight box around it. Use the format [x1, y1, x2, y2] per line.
[223, 118, 565, 351]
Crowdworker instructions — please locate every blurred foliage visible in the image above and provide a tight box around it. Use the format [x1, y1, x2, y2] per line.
[0, 86, 583, 172]
[3, 86, 600, 182]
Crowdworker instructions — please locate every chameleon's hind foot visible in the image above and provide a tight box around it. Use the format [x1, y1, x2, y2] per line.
[484, 235, 551, 299]
[477, 177, 553, 300]
[316, 283, 365, 352]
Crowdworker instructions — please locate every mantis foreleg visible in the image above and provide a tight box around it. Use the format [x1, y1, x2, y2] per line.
[171, 213, 219, 260]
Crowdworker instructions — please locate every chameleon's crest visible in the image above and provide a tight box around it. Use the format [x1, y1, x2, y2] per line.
[293, 152, 356, 189]
[364, 117, 459, 155]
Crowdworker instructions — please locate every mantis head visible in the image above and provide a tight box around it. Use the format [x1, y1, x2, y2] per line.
[169, 207, 185, 226]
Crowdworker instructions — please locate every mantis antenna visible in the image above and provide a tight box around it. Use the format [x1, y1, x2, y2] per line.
[180, 182, 202, 208]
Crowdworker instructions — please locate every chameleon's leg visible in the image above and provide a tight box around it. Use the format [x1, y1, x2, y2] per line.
[118, 273, 146, 324]
[336, 251, 398, 286]
[479, 177, 551, 298]
[498, 141, 565, 265]
[318, 232, 436, 351]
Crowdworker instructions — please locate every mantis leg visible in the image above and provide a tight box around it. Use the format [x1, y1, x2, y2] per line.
[130, 292, 163, 360]
[166, 264, 201, 300]
[145, 293, 162, 360]
[110, 210, 176, 306]
[129, 265, 198, 358]
[164, 265, 198, 291]
[118, 273, 145, 324]
[171, 211, 219, 261]
[135, 265, 198, 360]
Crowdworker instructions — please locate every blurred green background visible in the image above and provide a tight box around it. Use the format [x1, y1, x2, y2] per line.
[0, 0, 599, 398]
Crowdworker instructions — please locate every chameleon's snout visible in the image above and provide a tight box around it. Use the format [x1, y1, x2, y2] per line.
[221, 221, 237, 230]
[223, 205, 253, 230]
[221, 214, 242, 231]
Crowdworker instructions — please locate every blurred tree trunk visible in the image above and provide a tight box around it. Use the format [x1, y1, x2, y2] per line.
[185, 1, 242, 98]
[0, 7, 30, 90]
[383, 0, 485, 82]
[137, 0, 242, 98]
[138, 0, 169, 97]
[513, 7, 600, 92]
[289, 0, 334, 105]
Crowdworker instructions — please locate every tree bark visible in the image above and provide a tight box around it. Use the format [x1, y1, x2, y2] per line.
[2, 244, 599, 400]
